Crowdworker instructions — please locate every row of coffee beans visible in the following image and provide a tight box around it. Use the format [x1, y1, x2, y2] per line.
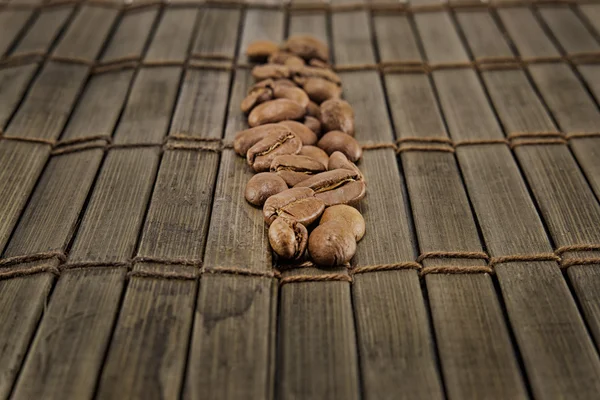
[234, 35, 366, 267]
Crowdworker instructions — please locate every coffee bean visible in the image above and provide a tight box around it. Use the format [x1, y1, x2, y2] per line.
[246, 40, 279, 61]
[272, 86, 309, 109]
[303, 116, 321, 136]
[320, 204, 365, 241]
[320, 99, 355, 136]
[283, 35, 329, 62]
[328, 151, 363, 180]
[252, 78, 297, 90]
[241, 87, 273, 114]
[263, 187, 325, 226]
[278, 120, 317, 145]
[308, 220, 356, 266]
[269, 217, 308, 260]
[245, 172, 288, 206]
[309, 59, 331, 69]
[302, 77, 342, 104]
[247, 131, 302, 172]
[248, 99, 306, 127]
[318, 131, 362, 162]
[270, 154, 326, 186]
[294, 169, 366, 206]
[252, 64, 290, 81]
[233, 123, 290, 156]
[268, 51, 306, 68]
[306, 101, 321, 119]
[291, 65, 341, 85]
[299, 145, 329, 168]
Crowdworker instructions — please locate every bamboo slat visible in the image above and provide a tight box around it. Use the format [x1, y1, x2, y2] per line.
[145, 8, 198, 63]
[538, 5, 599, 55]
[0, 64, 37, 129]
[455, 10, 513, 60]
[0, 9, 32, 56]
[579, 4, 600, 35]
[192, 8, 241, 58]
[10, 6, 73, 58]
[373, 14, 421, 63]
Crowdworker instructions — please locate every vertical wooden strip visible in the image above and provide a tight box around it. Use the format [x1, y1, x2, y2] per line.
[414, 11, 469, 63]
[192, 8, 241, 58]
[0, 64, 37, 130]
[0, 9, 32, 56]
[144, 8, 198, 63]
[538, 6, 600, 55]
[455, 10, 513, 60]
[239, 9, 284, 63]
[10, 6, 73, 58]
[332, 11, 376, 65]
[579, 4, 600, 36]
[373, 13, 421, 63]
[497, 7, 560, 59]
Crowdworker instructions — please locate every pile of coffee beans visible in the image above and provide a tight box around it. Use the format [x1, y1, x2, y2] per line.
[235, 36, 366, 267]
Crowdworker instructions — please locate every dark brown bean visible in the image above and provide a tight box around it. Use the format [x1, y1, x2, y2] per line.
[246, 40, 279, 61]
[303, 116, 322, 136]
[302, 77, 341, 104]
[252, 64, 290, 81]
[241, 87, 273, 114]
[320, 204, 365, 241]
[270, 154, 326, 186]
[278, 120, 317, 145]
[233, 123, 290, 156]
[283, 35, 329, 62]
[309, 59, 331, 69]
[248, 99, 306, 127]
[268, 51, 305, 68]
[318, 131, 363, 162]
[299, 145, 329, 168]
[306, 101, 321, 119]
[247, 131, 302, 172]
[294, 169, 366, 206]
[269, 217, 308, 260]
[245, 172, 288, 206]
[263, 187, 325, 226]
[308, 220, 356, 266]
[320, 99, 355, 136]
[328, 150, 363, 179]
[290, 65, 341, 85]
[272, 86, 309, 109]
[252, 78, 297, 91]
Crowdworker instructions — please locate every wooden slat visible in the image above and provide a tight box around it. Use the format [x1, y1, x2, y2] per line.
[579, 4, 600, 36]
[497, 7, 560, 58]
[192, 8, 241, 58]
[0, 9, 32, 57]
[455, 10, 513, 60]
[538, 6, 600, 55]
[144, 7, 198, 63]
[373, 13, 421, 63]
[414, 12, 469, 63]
[184, 10, 277, 400]
[385, 73, 528, 399]
[332, 11, 375, 65]
[100, 6, 159, 64]
[52, 5, 118, 62]
[0, 64, 37, 130]
[10, 6, 73, 58]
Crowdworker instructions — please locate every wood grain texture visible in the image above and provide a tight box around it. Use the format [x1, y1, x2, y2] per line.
[386, 72, 527, 399]
[456, 10, 513, 60]
[538, 6, 600, 55]
[193, 8, 241, 58]
[11, 268, 128, 400]
[52, 6, 118, 62]
[112, 67, 182, 144]
[145, 8, 198, 63]
[373, 13, 421, 63]
[101, 6, 158, 63]
[0, 64, 37, 130]
[10, 6, 72, 58]
[579, 4, 600, 36]
[0, 9, 31, 57]
[0, 141, 50, 251]
[0, 260, 54, 400]
[414, 11, 469, 63]
[497, 7, 560, 58]
[239, 9, 284, 63]
[332, 11, 375, 64]
[289, 12, 327, 43]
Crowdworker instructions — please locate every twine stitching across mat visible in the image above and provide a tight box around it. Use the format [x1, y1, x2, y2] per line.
[1, 0, 599, 13]
[4, 245, 600, 280]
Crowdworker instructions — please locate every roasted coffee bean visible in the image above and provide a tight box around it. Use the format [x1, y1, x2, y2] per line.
[269, 217, 308, 260]
[241, 87, 273, 114]
[299, 145, 329, 168]
[246, 40, 279, 61]
[318, 131, 362, 162]
[245, 172, 288, 206]
[294, 169, 366, 206]
[308, 220, 356, 266]
[302, 77, 341, 104]
[252, 78, 297, 90]
[252, 64, 290, 81]
[306, 101, 321, 119]
[270, 154, 326, 186]
[320, 204, 365, 241]
[233, 124, 290, 156]
[279, 120, 317, 145]
[303, 116, 322, 136]
[248, 99, 306, 127]
[320, 99, 355, 136]
[309, 59, 331, 69]
[268, 51, 305, 68]
[291, 65, 341, 85]
[272, 86, 309, 109]
[328, 151, 363, 180]
[283, 35, 329, 62]
[263, 187, 325, 226]
[247, 131, 302, 172]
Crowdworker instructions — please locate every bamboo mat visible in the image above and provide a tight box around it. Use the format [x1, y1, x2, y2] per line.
[1, 0, 600, 398]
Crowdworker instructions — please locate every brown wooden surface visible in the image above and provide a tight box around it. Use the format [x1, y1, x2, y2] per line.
[1, 1, 600, 399]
